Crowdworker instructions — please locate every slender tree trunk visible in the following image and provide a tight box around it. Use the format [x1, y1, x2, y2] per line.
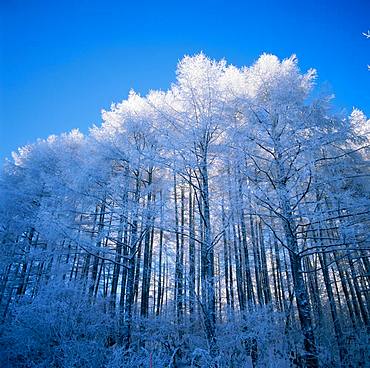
[141, 168, 154, 318]
[188, 184, 196, 318]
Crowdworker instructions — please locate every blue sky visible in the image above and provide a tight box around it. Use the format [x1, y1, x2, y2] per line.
[1, 0, 369, 162]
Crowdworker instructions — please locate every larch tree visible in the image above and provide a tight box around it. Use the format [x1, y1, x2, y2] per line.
[0, 53, 369, 368]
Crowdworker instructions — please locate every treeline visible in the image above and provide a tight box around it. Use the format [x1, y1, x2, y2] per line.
[0, 54, 369, 367]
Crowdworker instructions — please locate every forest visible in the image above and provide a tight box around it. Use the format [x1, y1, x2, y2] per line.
[0, 53, 369, 367]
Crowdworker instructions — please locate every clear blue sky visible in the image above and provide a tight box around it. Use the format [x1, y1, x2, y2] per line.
[1, 0, 369, 162]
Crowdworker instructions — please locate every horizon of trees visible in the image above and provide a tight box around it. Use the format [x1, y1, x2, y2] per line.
[0, 53, 369, 367]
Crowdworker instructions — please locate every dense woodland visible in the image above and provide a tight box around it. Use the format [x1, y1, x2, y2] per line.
[0, 54, 369, 367]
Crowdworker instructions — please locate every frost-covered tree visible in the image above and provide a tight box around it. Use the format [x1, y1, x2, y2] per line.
[0, 53, 369, 368]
